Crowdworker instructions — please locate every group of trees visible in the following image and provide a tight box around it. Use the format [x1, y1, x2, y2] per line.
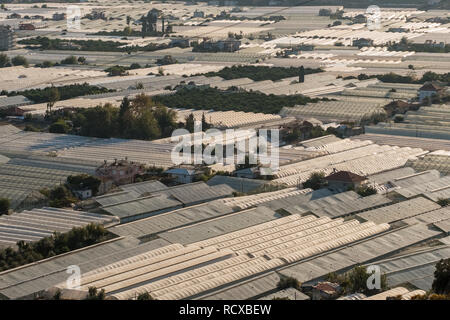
[105, 63, 145, 76]
[277, 276, 302, 290]
[351, 71, 450, 86]
[50, 94, 179, 140]
[0, 53, 28, 68]
[35, 56, 87, 67]
[18, 37, 172, 53]
[388, 37, 450, 53]
[67, 174, 101, 196]
[39, 174, 101, 207]
[302, 172, 327, 190]
[156, 55, 177, 66]
[355, 185, 377, 197]
[40, 185, 77, 208]
[86, 287, 106, 300]
[326, 265, 388, 296]
[284, 125, 339, 144]
[3, 83, 113, 104]
[0, 224, 113, 272]
[153, 87, 318, 114]
[432, 258, 450, 296]
[203, 65, 324, 82]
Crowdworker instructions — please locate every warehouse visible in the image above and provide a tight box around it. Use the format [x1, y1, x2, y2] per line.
[356, 197, 441, 224]
[351, 133, 450, 152]
[97, 182, 234, 223]
[366, 104, 450, 141]
[0, 207, 119, 248]
[206, 175, 267, 193]
[392, 174, 450, 201]
[373, 246, 450, 291]
[407, 150, 450, 175]
[0, 151, 98, 210]
[0, 190, 448, 300]
[58, 213, 390, 300]
[272, 142, 427, 187]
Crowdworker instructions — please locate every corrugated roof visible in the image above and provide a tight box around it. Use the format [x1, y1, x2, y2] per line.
[357, 197, 441, 224]
[207, 175, 266, 193]
[120, 180, 168, 194]
[0, 95, 31, 109]
[198, 272, 281, 300]
[279, 224, 442, 283]
[373, 246, 450, 291]
[0, 237, 170, 300]
[0, 207, 119, 247]
[158, 206, 278, 245]
[108, 200, 233, 238]
[259, 287, 310, 300]
[154, 182, 234, 206]
[101, 194, 182, 219]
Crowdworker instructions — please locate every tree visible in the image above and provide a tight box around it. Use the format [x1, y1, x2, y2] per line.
[303, 172, 326, 190]
[0, 198, 10, 215]
[53, 289, 62, 300]
[49, 120, 70, 133]
[106, 65, 127, 76]
[0, 53, 10, 68]
[129, 62, 141, 69]
[432, 258, 450, 295]
[185, 113, 195, 133]
[437, 198, 450, 207]
[80, 103, 119, 138]
[156, 55, 177, 66]
[86, 287, 106, 300]
[60, 56, 78, 65]
[123, 26, 132, 36]
[0, 224, 111, 272]
[326, 265, 387, 295]
[356, 185, 377, 197]
[394, 115, 404, 123]
[277, 276, 301, 290]
[46, 86, 60, 115]
[201, 113, 210, 131]
[11, 55, 28, 67]
[136, 291, 153, 300]
[153, 105, 177, 137]
[299, 65, 305, 83]
[118, 96, 131, 134]
[41, 60, 54, 68]
[67, 174, 101, 196]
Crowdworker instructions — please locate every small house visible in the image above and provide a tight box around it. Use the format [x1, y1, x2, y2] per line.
[312, 282, 342, 300]
[95, 158, 146, 193]
[325, 170, 366, 191]
[419, 82, 445, 102]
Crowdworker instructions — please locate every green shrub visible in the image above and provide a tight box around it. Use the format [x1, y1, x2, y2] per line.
[0, 198, 10, 215]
